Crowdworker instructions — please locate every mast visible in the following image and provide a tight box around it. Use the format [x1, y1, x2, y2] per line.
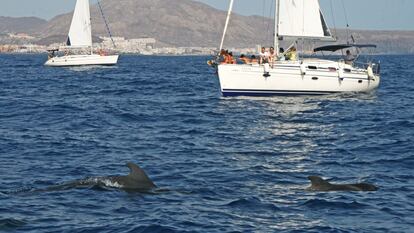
[274, 0, 280, 56]
[219, 0, 234, 52]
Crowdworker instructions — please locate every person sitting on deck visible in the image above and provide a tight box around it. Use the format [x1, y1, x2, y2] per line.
[250, 55, 258, 64]
[269, 47, 276, 67]
[285, 46, 297, 61]
[239, 54, 251, 64]
[344, 50, 355, 65]
[98, 49, 107, 56]
[227, 52, 237, 64]
[220, 50, 233, 64]
[219, 49, 227, 64]
[47, 50, 56, 60]
[259, 47, 269, 65]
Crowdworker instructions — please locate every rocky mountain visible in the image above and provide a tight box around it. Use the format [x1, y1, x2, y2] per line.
[40, 0, 274, 48]
[0, 16, 47, 34]
[1, 0, 414, 53]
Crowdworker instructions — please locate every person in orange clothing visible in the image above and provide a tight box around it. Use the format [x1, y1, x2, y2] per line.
[228, 52, 237, 64]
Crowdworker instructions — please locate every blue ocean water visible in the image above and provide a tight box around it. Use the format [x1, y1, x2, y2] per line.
[0, 54, 413, 232]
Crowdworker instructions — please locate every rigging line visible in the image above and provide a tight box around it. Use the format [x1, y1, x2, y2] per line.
[269, 0, 276, 45]
[97, 0, 116, 48]
[303, 1, 305, 36]
[265, 0, 275, 45]
[340, 0, 351, 44]
[329, 0, 337, 40]
[262, 0, 266, 45]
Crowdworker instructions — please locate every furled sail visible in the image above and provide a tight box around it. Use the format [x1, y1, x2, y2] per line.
[66, 0, 92, 47]
[277, 0, 333, 40]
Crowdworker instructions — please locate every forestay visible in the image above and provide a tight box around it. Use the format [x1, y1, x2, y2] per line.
[277, 0, 332, 40]
[67, 0, 92, 47]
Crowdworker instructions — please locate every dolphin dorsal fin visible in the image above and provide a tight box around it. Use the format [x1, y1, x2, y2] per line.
[126, 162, 154, 185]
[308, 176, 330, 187]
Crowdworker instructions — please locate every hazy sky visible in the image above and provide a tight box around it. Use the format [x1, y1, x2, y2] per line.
[0, 0, 413, 30]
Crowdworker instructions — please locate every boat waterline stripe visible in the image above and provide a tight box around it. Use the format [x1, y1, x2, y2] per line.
[222, 89, 338, 95]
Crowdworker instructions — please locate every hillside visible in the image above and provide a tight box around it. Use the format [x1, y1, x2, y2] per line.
[40, 0, 274, 48]
[1, 0, 414, 54]
[332, 29, 414, 54]
[0, 16, 47, 34]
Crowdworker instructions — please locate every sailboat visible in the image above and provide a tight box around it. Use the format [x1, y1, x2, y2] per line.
[214, 0, 380, 96]
[45, 0, 119, 67]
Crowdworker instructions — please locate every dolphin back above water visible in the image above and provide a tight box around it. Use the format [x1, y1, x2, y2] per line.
[306, 176, 378, 192]
[27, 162, 157, 193]
[108, 162, 156, 190]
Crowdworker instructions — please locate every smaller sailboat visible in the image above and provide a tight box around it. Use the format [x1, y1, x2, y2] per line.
[45, 0, 119, 67]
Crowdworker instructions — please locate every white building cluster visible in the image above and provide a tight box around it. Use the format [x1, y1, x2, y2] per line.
[1, 34, 237, 55]
[99, 37, 156, 54]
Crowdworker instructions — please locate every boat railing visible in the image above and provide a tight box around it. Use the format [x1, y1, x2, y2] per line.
[353, 61, 381, 75]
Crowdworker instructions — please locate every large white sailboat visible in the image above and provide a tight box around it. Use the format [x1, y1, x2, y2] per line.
[45, 0, 119, 67]
[214, 0, 380, 96]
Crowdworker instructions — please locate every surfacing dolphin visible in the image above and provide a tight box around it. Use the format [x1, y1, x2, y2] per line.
[306, 176, 378, 192]
[108, 162, 156, 191]
[31, 162, 156, 193]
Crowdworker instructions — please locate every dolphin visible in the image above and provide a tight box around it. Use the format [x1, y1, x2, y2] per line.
[107, 162, 156, 191]
[306, 176, 378, 192]
[14, 162, 157, 194]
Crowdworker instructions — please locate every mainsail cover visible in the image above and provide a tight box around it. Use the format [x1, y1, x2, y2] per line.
[277, 0, 332, 40]
[66, 0, 92, 47]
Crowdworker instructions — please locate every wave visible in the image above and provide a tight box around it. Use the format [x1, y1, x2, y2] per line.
[0, 218, 26, 229]
[2, 176, 163, 195]
[2, 178, 122, 195]
[302, 199, 371, 210]
[226, 196, 280, 211]
[288, 226, 348, 233]
[125, 225, 179, 233]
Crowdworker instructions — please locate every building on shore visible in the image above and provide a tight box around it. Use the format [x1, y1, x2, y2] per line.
[100, 37, 156, 54]
[0, 44, 46, 53]
[1, 33, 256, 56]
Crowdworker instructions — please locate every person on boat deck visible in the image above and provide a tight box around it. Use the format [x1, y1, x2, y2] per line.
[269, 47, 276, 67]
[285, 46, 297, 61]
[259, 47, 270, 65]
[278, 48, 286, 61]
[250, 55, 258, 64]
[228, 52, 237, 64]
[219, 49, 227, 64]
[47, 50, 56, 59]
[344, 50, 355, 65]
[220, 50, 232, 64]
[239, 54, 251, 64]
[98, 49, 107, 56]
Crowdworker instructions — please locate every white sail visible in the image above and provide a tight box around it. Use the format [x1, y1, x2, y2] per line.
[66, 0, 92, 47]
[277, 0, 332, 40]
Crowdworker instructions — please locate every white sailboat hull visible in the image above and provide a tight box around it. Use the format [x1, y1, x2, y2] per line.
[217, 59, 380, 96]
[45, 54, 119, 67]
